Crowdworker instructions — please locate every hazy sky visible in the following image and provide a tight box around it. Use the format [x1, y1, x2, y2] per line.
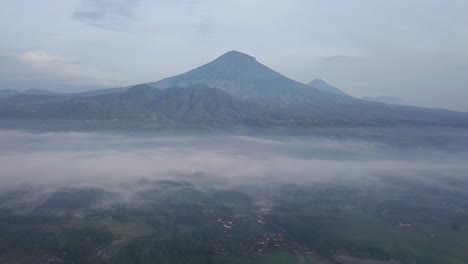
[1, 0, 467, 111]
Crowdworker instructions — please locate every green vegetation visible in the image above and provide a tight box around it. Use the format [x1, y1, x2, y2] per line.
[1, 175, 468, 263]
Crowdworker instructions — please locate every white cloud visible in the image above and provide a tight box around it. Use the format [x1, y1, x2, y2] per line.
[20, 51, 78, 67]
[17, 51, 129, 89]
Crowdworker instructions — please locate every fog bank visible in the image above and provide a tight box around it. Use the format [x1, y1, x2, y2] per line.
[1, 129, 468, 190]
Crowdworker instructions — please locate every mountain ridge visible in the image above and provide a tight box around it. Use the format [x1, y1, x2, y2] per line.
[0, 84, 278, 126]
[1, 50, 468, 128]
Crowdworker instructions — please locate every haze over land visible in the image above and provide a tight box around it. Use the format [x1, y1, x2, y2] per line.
[1, 128, 467, 188]
[2, 129, 468, 263]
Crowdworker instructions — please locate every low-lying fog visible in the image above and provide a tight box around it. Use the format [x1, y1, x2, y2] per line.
[2, 128, 468, 263]
[1, 128, 468, 190]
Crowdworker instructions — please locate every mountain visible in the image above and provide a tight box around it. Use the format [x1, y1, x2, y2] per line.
[149, 51, 336, 104]
[308, 79, 349, 96]
[0, 89, 19, 97]
[1, 50, 468, 128]
[363, 96, 406, 105]
[147, 51, 468, 126]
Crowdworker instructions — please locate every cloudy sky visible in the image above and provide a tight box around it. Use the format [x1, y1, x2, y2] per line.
[1, 0, 467, 111]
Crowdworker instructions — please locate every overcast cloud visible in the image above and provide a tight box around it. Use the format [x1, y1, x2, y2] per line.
[0, 0, 467, 110]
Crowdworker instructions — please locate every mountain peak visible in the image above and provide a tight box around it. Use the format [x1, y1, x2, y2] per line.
[215, 50, 257, 63]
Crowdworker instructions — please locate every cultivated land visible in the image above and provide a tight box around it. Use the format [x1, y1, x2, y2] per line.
[1, 170, 468, 264]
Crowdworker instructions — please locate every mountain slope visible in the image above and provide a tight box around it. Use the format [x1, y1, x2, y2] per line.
[308, 79, 350, 96]
[145, 84, 260, 124]
[0, 84, 273, 126]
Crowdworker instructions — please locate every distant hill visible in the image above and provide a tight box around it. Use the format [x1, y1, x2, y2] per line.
[363, 96, 406, 105]
[0, 84, 277, 126]
[307, 79, 349, 96]
[22, 89, 60, 96]
[0, 89, 19, 97]
[0, 87, 130, 98]
[74, 87, 130, 97]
